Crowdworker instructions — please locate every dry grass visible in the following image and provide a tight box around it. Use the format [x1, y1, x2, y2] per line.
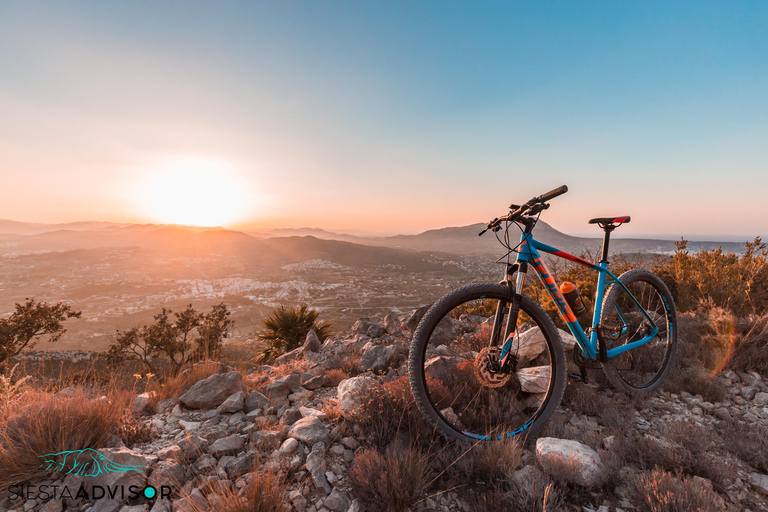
[506, 480, 563, 512]
[474, 438, 523, 480]
[627, 468, 722, 512]
[613, 421, 736, 491]
[326, 368, 348, 387]
[350, 445, 433, 512]
[180, 469, 286, 512]
[0, 388, 124, 487]
[719, 419, 768, 474]
[354, 375, 425, 449]
[562, 382, 634, 431]
[117, 412, 155, 446]
[338, 353, 362, 377]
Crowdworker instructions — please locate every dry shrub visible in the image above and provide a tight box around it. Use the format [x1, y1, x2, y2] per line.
[664, 368, 725, 403]
[627, 468, 722, 512]
[506, 479, 563, 512]
[475, 438, 523, 478]
[0, 389, 123, 487]
[616, 421, 736, 491]
[719, 419, 768, 473]
[326, 368, 348, 387]
[349, 445, 432, 512]
[562, 382, 633, 431]
[320, 400, 343, 423]
[180, 470, 285, 512]
[338, 353, 362, 377]
[355, 375, 432, 449]
[117, 412, 155, 446]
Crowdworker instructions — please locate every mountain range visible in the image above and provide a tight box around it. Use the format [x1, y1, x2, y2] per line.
[0, 219, 747, 265]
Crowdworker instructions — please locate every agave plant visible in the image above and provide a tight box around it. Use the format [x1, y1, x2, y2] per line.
[255, 304, 332, 363]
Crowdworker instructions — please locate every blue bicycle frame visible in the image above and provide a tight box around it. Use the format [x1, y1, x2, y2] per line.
[512, 233, 658, 361]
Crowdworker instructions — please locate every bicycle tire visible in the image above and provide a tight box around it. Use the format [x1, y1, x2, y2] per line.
[600, 269, 677, 394]
[408, 283, 566, 443]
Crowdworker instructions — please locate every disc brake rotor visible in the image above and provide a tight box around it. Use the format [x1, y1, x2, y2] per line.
[474, 347, 512, 388]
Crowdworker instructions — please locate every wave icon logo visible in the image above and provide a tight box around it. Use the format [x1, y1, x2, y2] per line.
[38, 448, 145, 477]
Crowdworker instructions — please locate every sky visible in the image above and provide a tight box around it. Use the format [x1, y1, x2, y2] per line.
[0, 1, 766, 240]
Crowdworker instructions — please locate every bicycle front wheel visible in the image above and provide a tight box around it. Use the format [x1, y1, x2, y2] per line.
[408, 283, 566, 443]
[600, 269, 677, 394]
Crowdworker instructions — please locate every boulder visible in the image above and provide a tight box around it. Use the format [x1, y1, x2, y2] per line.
[216, 391, 245, 414]
[384, 311, 402, 335]
[303, 329, 322, 352]
[244, 391, 269, 412]
[423, 356, 461, 385]
[155, 398, 177, 414]
[324, 489, 351, 511]
[337, 376, 381, 418]
[251, 430, 283, 451]
[306, 442, 331, 494]
[179, 371, 247, 409]
[177, 434, 208, 460]
[536, 437, 603, 487]
[405, 305, 430, 332]
[300, 373, 325, 390]
[157, 445, 184, 462]
[274, 346, 304, 366]
[351, 318, 373, 336]
[148, 460, 185, 488]
[130, 392, 154, 417]
[366, 323, 385, 338]
[360, 343, 401, 374]
[288, 416, 330, 446]
[209, 434, 245, 457]
[517, 366, 551, 394]
[265, 373, 301, 398]
[751, 472, 768, 495]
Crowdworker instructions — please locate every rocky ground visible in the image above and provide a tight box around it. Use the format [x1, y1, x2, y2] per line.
[2, 310, 768, 512]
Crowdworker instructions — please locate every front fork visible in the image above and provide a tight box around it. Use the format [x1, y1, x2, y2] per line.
[492, 263, 527, 370]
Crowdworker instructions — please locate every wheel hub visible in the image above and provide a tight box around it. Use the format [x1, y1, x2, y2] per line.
[474, 347, 512, 388]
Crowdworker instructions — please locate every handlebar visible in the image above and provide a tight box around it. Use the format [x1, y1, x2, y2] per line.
[538, 185, 568, 203]
[479, 185, 568, 236]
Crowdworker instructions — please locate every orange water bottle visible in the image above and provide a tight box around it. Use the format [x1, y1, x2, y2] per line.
[560, 281, 587, 316]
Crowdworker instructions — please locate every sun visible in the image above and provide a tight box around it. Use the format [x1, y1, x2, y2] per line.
[136, 157, 250, 227]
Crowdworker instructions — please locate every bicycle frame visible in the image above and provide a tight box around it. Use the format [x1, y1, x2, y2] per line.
[510, 232, 658, 361]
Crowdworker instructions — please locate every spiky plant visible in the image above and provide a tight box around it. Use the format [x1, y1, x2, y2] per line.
[255, 304, 332, 363]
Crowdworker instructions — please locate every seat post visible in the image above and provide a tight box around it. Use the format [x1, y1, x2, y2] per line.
[600, 225, 615, 263]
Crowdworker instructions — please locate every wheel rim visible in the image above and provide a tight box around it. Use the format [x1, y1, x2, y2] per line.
[604, 279, 674, 389]
[420, 294, 556, 440]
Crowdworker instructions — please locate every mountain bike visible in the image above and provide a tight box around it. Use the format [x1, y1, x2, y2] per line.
[408, 185, 677, 442]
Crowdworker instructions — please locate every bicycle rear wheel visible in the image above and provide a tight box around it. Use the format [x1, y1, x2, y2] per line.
[600, 269, 677, 394]
[408, 283, 566, 443]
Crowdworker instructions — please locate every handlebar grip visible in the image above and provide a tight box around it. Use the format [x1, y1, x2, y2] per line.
[539, 185, 568, 203]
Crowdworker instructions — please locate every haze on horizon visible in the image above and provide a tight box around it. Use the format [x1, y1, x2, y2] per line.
[1, 2, 766, 241]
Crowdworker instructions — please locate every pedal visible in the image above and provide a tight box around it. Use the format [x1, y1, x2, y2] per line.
[568, 368, 589, 384]
[598, 321, 622, 341]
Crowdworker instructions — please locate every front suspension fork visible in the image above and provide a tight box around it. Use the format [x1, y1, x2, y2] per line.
[493, 263, 527, 370]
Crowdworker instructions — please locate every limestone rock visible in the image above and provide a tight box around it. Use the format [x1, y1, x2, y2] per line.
[179, 371, 247, 409]
[536, 437, 603, 487]
[288, 416, 330, 446]
[337, 376, 381, 418]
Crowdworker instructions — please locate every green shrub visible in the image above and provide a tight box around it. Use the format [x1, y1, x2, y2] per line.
[255, 304, 332, 363]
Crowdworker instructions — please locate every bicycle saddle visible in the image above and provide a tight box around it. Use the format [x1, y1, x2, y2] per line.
[588, 216, 630, 225]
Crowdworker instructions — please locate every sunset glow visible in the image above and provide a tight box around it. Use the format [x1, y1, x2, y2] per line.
[135, 157, 249, 227]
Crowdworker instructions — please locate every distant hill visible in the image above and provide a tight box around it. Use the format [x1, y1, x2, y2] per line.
[0, 219, 747, 262]
[300, 221, 747, 257]
[0, 227, 448, 271]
